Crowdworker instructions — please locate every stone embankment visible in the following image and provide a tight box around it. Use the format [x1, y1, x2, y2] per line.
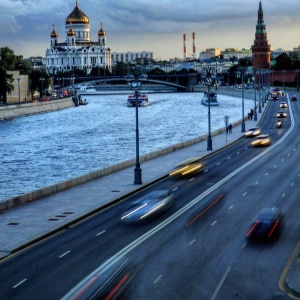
[0, 97, 74, 120]
[0, 87, 255, 212]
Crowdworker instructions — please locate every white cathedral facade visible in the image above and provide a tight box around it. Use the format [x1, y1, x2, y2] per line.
[46, 1, 112, 75]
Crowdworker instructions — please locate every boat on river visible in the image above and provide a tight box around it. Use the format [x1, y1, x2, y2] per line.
[201, 92, 219, 106]
[127, 93, 149, 107]
[78, 85, 97, 95]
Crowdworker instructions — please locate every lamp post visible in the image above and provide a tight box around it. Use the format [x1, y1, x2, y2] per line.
[297, 69, 300, 92]
[282, 70, 286, 90]
[40, 77, 45, 100]
[238, 67, 246, 132]
[126, 67, 147, 184]
[17, 77, 21, 104]
[253, 69, 257, 121]
[202, 67, 214, 150]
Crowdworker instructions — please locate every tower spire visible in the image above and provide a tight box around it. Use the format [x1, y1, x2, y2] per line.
[251, 1, 271, 69]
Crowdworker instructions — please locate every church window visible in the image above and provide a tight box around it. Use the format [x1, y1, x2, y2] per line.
[78, 32, 81, 38]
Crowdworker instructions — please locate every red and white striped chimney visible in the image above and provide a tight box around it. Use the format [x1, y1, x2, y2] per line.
[183, 34, 187, 59]
[192, 32, 196, 59]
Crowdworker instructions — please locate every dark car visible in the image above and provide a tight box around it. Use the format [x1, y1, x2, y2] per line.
[121, 189, 175, 223]
[291, 95, 297, 101]
[246, 208, 283, 241]
[270, 94, 279, 101]
[276, 110, 287, 118]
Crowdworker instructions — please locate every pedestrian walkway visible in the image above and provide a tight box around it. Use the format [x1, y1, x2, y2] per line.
[0, 102, 299, 297]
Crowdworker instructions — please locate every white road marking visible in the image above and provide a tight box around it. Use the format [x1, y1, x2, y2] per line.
[217, 162, 221, 166]
[59, 251, 71, 258]
[274, 165, 277, 168]
[282, 193, 286, 198]
[13, 279, 27, 289]
[254, 181, 259, 185]
[265, 172, 269, 176]
[189, 239, 196, 246]
[204, 169, 208, 173]
[243, 192, 247, 197]
[210, 266, 232, 300]
[291, 182, 294, 187]
[154, 275, 163, 284]
[172, 187, 178, 191]
[96, 230, 106, 236]
[211, 221, 217, 226]
[228, 205, 234, 210]
[189, 178, 194, 182]
[227, 157, 231, 160]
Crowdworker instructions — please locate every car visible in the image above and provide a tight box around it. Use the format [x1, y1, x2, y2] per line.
[270, 94, 279, 101]
[291, 95, 297, 101]
[251, 134, 271, 147]
[244, 127, 261, 137]
[169, 157, 205, 177]
[121, 189, 175, 223]
[276, 110, 287, 118]
[279, 90, 286, 96]
[246, 208, 283, 241]
[279, 102, 287, 108]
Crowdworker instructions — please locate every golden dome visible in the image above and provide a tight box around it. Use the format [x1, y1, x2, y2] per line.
[67, 26, 76, 36]
[98, 22, 106, 36]
[66, 1, 89, 24]
[50, 25, 58, 38]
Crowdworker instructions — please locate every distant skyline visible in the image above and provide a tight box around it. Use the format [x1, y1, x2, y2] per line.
[0, 0, 299, 60]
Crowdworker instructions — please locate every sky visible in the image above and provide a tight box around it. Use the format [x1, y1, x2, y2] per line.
[0, 0, 299, 60]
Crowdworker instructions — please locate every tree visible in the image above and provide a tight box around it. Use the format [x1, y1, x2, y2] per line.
[29, 70, 51, 99]
[275, 53, 293, 70]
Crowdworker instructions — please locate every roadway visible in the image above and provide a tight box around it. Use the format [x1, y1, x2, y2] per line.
[1, 92, 300, 299]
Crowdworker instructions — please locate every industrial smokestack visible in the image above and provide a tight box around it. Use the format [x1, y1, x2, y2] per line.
[183, 34, 187, 59]
[192, 32, 196, 59]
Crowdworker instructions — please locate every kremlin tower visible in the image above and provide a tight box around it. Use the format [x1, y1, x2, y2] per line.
[251, 1, 271, 69]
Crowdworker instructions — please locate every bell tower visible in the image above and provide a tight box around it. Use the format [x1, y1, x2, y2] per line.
[251, 1, 271, 69]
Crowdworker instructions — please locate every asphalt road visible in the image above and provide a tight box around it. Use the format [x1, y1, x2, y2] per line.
[1, 95, 300, 299]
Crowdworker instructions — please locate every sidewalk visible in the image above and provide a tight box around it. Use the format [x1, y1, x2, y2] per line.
[0, 104, 299, 297]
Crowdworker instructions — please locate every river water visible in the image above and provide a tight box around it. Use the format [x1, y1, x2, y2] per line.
[0, 92, 254, 201]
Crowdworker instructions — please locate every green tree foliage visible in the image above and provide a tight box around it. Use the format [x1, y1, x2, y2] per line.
[29, 70, 51, 99]
[275, 53, 293, 70]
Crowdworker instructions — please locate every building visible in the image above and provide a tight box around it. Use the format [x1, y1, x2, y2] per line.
[251, 1, 271, 69]
[222, 49, 252, 61]
[111, 51, 153, 64]
[5, 71, 31, 104]
[45, 0, 111, 75]
[199, 48, 221, 60]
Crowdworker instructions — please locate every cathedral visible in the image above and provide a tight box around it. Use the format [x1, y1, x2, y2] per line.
[45, 0, 111, 75]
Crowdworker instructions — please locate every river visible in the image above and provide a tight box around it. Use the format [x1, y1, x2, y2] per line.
[0, 92, 254, 201]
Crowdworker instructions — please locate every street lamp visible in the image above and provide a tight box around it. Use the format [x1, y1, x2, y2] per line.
[253, 69, 257, 121]
[126, 67, 148, 184]
[202, 67, 214, 150]
[238, 67, 246, 132]
[17, 77, 21, 104]
[282, 70, 286, 90]
[40, 77, 45, 100]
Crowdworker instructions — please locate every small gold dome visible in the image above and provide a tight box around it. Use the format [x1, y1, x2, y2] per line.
[67, 26, 76, 36]
[66, 1, 89, 24]
[98, 22, 106, 36]
[50, 25, 58, 38]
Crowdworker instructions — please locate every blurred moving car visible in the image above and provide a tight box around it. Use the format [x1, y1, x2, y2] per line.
[169, 157, 205, 177]
[246, 207, 283, 241]
[121, 189, 175, 223]
[276, 110, 287, 118]
[291, 95, 297, 101]
[279, 101, 288, 108]
[251, 134, 271, 147]
[244, 127, 261, 137]
[270, 94, 279, 101]
[61, 256, 139, 300]
[279, 90, 286, 96]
